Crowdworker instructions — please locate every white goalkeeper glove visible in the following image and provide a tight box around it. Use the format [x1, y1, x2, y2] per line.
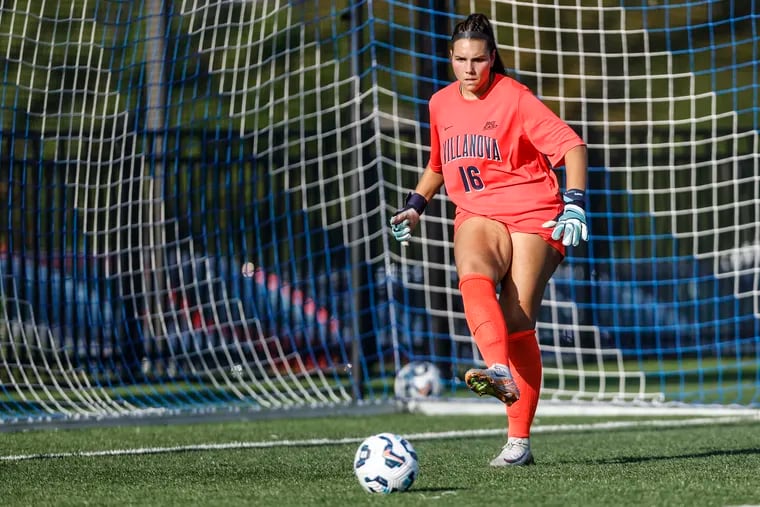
[543, 189, 589, 247]
[389, 192, 427, 243]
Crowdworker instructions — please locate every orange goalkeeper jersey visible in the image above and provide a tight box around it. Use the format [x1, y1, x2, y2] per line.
[428, 73, 584, 221]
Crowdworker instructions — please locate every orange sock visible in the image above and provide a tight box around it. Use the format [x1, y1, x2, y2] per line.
[458, 273, 508, 367]
[506, 329, 542, 438]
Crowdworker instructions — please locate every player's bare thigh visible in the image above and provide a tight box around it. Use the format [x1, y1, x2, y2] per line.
[453, 216, 512, 283]
[499, 232, 563, 332]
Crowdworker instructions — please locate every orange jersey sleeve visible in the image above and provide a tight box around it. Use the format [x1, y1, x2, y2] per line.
[427, 74, 584, 220]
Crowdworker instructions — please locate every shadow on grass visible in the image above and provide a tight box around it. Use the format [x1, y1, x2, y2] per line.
[410, 487, 465, 493]
[592, 447, 760, 465]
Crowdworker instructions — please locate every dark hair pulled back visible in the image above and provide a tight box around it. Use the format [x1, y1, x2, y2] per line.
[450, 13, 506, 75]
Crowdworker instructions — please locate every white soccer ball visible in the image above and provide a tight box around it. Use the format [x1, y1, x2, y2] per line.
[394, 361, 442, 399]
[353, 433, 419, 494]
[240, 261, 255, 277]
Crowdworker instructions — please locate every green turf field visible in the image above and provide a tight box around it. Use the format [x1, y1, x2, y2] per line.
[2, 411, 759, 506]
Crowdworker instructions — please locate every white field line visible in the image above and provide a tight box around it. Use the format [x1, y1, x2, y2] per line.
[2, 414, 758, 462]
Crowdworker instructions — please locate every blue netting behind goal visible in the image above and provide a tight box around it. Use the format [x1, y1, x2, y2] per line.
[0, 0, 758, 424]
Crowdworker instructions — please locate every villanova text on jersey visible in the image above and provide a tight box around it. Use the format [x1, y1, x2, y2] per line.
[441, 134, 503, 165]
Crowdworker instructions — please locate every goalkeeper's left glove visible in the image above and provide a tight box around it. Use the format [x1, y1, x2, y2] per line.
[542, 189, 589, 247]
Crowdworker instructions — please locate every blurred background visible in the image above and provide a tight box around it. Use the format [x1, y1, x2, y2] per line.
[0, 0, 758, 424]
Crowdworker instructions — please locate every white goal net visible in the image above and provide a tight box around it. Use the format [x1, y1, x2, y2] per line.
[0, 0, 758, 424]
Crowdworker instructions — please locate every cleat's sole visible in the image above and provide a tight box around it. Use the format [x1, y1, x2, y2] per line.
[465, 370, 520, 406]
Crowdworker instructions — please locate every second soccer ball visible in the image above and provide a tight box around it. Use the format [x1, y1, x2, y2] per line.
[394, 361, 442, 399]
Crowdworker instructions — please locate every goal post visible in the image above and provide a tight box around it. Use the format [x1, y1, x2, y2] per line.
[1, 0, 759, 426]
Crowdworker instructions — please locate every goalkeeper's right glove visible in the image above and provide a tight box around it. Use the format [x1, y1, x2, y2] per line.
[389, 192, 427, 243]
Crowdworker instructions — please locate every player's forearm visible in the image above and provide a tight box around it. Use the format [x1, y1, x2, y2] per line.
[413, 165, 445, 202]
[563, 144, 588, 191]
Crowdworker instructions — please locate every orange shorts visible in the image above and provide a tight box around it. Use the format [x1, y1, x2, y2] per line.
[453, 205, 565, 256]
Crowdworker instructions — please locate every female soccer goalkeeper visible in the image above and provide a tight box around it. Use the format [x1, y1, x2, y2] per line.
[390, 12, 589, 467]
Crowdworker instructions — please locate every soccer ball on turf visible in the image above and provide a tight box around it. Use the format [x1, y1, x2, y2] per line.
[394, 361, 442, 399]
[353, 433, 419, 494]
